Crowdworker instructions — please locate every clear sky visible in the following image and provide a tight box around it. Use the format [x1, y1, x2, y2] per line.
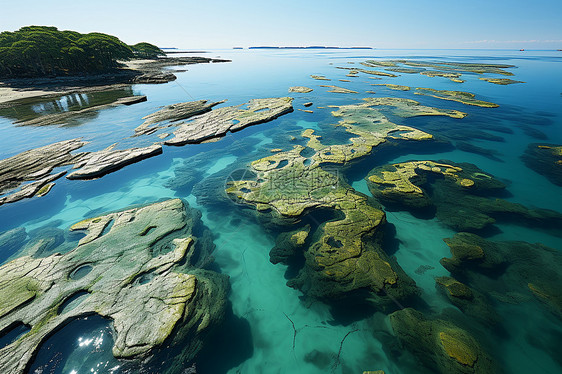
[2, 0, 561, 49]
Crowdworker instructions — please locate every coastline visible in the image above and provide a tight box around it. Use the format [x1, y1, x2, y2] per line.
[0, 56, 230, 106]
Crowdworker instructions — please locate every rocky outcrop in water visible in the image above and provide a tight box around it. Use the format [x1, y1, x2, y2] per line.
[0, 139, 86, 206]
[415, 88, 499, 108]
[366, 160, 562, 232]
[0, 199, 228, 374]
[134, 99, 224, 136]
[66, 143, 163, 180]
[165, 97, 294, 146]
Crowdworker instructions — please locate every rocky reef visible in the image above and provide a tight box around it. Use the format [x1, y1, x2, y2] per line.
[224, 101, 441, 305]
[389, 308, 497, 374]
[441, 232, 562, 320]
[415, 88, 499, 108]
[521, 143, 562, 186]
[479, 77, 524, 85]
[0, 199, 228, 374]
[366, 160, 562, 231]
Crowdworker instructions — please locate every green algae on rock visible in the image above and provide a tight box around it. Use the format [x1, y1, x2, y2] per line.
[390, 308, 497, 374]
[0, 199, 227, 374]
[441, 232, 562, 321]
[366, 160, 562, 232]
[224, 103, 439, 304]
[479, 77, 524, 85]
[332, 97, 466, 119]
[420, 70, 463, 82]
[165, 97, 294, 146]
[415, 88, 499, 108]
[521, 143, 562, 186]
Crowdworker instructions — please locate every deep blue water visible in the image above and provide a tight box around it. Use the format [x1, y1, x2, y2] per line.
[0, 49, 561, 374]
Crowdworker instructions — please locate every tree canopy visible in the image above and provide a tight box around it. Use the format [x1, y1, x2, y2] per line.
[0, 26, 164, 78]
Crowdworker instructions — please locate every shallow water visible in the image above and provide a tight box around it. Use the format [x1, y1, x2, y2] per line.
[1, 49, 561, 374]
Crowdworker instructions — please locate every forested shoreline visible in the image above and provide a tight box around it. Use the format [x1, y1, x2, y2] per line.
[0, 26, 164, 78]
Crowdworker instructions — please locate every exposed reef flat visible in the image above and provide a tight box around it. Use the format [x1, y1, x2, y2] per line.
[415, 88, 499, 108]
[311, 75, 330, 81]
[384, 67, 425, 74]
[0, 199, 228, 374]
[0, 139, 86, 206]
[371, 84, 410, 91]
[225, 101, 439, 305]
[366, 160, 562, 232]
[479, 77, 524, 85]
[134, 99, 224, 136]
[441, 232, 562, 320]
[521, 144, 562, 186]
[67, 144, 163, 180]
[420, 71, 463, 82]
[336, 67, 397, 77]
[391, 60, 515, 76]
[390, 308, 497, 373]
[289, 86, 313, 93]
[319, 85, 358, 94]
[331, 97, 466, 119]
[165, 97, 294, 146]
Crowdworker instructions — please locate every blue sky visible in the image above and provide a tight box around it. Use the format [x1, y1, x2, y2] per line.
[2, 0, 561, 49]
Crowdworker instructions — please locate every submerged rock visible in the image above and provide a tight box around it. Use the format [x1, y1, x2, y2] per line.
[366, 160, 562, 232]
[0, 199, 228, 374]
[165, 97, 294, 146]
[67, 143, 163, 180]
[0, 228, 27, 263]
[415, 88, 499, 108]
[435, 276, 500, 326]
[389, 308, 497, 374]
[0, 139, 86, 206]
[441, 232, 562, 320]
[521, 143, 562, 186]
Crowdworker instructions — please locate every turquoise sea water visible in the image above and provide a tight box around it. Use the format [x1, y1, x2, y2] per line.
[0, 49, 561, 373]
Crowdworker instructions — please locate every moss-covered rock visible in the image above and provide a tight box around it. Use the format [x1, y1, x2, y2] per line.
[225, 104, 437, 305]
[389, 308, 497, 374]
[366, 160, 562, 232]
[0, 199, 228, 374]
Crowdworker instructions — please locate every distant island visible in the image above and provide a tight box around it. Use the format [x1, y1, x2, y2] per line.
[248, 46, 373, 50]
[0, 26, 165, 78]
